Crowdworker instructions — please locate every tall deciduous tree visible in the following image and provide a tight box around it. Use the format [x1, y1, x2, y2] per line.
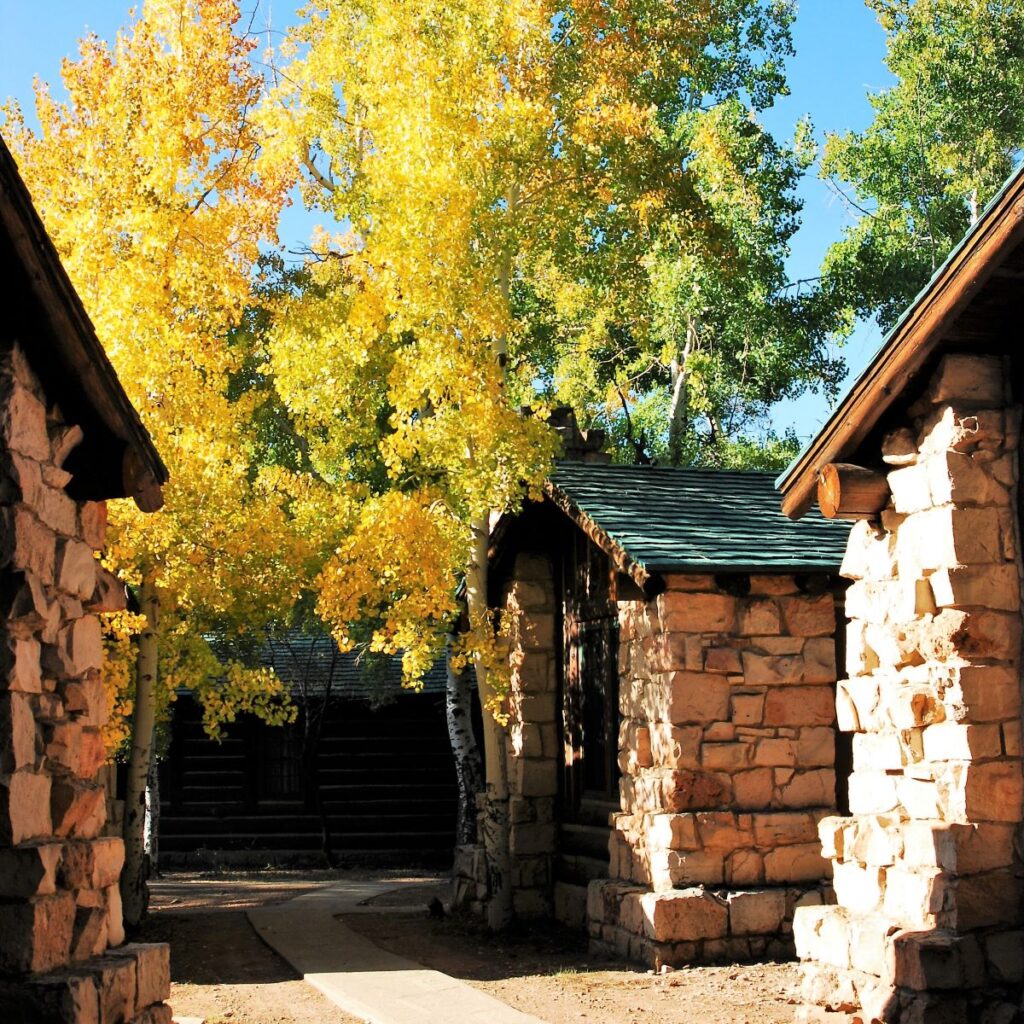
[265, 0, 827, 924]
[3, 0, 325, 925]
[820, 0, 1024, 332]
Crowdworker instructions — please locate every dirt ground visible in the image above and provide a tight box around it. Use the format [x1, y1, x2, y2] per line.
[139, 871, 801, 1024]
[345, 882, 802, 1024]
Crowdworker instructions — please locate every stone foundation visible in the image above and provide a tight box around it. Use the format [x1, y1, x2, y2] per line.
[794, 354, 1024, 1022]
[0, 342, 170, 1022]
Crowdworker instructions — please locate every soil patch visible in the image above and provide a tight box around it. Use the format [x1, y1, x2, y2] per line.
[139, 871, 379, 1024]
[341, 900, 802, 1024]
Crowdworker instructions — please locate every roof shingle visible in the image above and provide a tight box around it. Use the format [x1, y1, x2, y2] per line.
[550, 462, 850, 574]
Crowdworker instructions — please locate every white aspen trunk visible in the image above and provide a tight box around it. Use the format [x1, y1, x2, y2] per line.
[466, 520, 512, 930]
[121, 578, 158, 928]
[446, 631, 484, 846]
[144, 757, 160, 878]
[666, 326, 694, 466]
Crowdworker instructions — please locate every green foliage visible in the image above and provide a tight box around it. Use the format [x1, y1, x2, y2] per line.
[821, 0, 1024, 330]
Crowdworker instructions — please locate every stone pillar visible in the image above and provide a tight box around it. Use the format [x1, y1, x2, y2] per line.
[588, 571, 840, 966]
[0, 342, 171, 1023]
[452, 551, 560, 920]
[795, 354, 1024, 1023]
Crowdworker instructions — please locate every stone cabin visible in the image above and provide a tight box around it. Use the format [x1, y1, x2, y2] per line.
[0, 134, 172, 1022]
[776, 165, 1024, 1022]
[454, 447, 852, 967]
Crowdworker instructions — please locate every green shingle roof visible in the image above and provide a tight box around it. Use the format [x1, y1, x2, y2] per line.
[549, 462, 851, 574]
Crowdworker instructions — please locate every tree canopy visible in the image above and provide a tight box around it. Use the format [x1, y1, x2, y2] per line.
[820, 0, 1024, 331]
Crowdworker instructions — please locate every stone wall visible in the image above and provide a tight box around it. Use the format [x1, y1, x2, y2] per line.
[0, 342, 171, 1023]
[794, 353, 1024, 1023]
[588, 572, 840, 966]
[452, 551, 560, 919]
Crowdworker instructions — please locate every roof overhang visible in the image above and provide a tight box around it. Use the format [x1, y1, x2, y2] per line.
[777, 163, 1024, 519]
[1, 134, 167, 510]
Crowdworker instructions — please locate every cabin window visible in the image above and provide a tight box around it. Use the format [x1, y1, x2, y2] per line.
[259, 726, 302, 799]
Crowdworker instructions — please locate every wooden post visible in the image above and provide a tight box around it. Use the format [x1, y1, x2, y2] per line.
[818, 463, 890, 520]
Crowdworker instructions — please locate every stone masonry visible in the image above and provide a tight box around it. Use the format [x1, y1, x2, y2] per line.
[453, 552, 560, 919]
[588, 572, 840, 966]
[794, 353, 1024, 1023]
[0, 342, 171, 1023]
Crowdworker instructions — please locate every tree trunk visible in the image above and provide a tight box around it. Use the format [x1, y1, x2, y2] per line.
[144, 756, 160, 879]
[446, 631, 483, 846]
[667, 327, 694, 466]
[466, 518, 512, 930]
[121, 578, 158, 928]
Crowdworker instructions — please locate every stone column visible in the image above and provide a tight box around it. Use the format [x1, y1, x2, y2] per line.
[795, 354, 1024, 1023]
[451, 551, 559, 920]
[0, 342, 171, 1023]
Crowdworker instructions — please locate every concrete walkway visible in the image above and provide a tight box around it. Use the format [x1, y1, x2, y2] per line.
[248, 880, 550, 1024]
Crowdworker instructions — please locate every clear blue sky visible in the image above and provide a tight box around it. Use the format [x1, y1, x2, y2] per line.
[0, 0, 891, 443]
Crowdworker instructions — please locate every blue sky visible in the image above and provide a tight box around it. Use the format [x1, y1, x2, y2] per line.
[0, 0, 891, 443]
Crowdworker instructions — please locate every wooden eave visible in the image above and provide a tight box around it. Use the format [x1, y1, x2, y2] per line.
[543, 480, 653, 591]
[777, 163, 1024, 520]
[1, 134, 167, 507]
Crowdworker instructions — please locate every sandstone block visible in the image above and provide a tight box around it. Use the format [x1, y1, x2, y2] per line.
[742, 651, 804, 686]
[43, 616, 104, 679]
[817, 816, 846, 860]
[951, 665, 1021, 722]
[952, 869, 1021, 931]
[640, 887, 728, 942]
[848, 914, 894, 980]
[79, 502, 108, 551]
[69, 905, 108, 962]
[515, 758, 557, 798]
[3, 383, 50, 459]
[0, 769, 52, 844]
[0, 841, 62, 898]
[52, 779, 106, 838]
[832, 860, 884, 915]
[106, 883, 125, 947]
[56, 540, 98, 601]
[107, 942, 171, 1009]
[731, 692, 765, 726]
[5, 635, 43, 692]
[740, 599, 781, 636]
[664, 770, 730, 812]
[840, 520, 897, 582]
[705, 646, 743, 674]
[749, 576, 800, 596]
[849, 815, 900, 867]
[702, 742, 749, 771]
[658, 591, 736, 633]
[846, 771, 899, 815]
[797, 728, 835, 767]
[888, 462, 933, 515]
[763, 844, 828, 884]
[793, 904, 850, 969]
[882, 866, 943, 928]
[754, 738, 796, 767]
[922, 722, 1002, 762]
[728, 889, 787, 936]
[983, 931, 1024, 984]
[0, 690, 40, 773]
[733, 768, 774, 809]
[961, 761, 1023, 823]
[60, 837, 125, 890]
[778, 769, 835, 809]
[84, 955, 137, 1024]
[0, 892, 75, 974]
[36, 486, 78, 537]
[779, 595, 835, 637]
[12, 507, 56, 581]
[802, 639, 837, 684]
[666, 672, 730, 724]
[893, 929, 984, 991]
[928, 354, 1006, 407]
[763, 687, 835, 727]
[648, 723, 702, 768]
[0, 970, 100, 1024]
[724, 848, 764, 886]
[927, 451, 1010, 508]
